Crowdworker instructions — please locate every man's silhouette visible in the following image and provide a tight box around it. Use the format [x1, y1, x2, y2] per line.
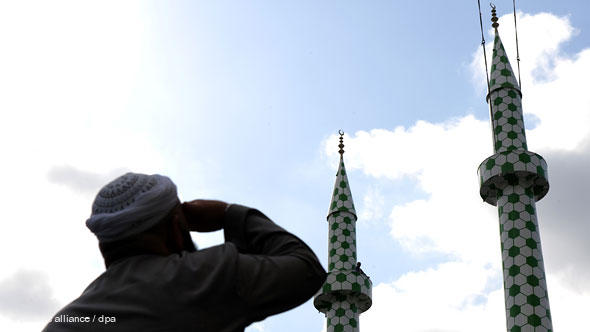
[43, 172, 326, 331]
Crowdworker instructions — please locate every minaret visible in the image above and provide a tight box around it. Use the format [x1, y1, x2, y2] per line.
[315, 131, 372, 332]
[478, 7, 553, 331]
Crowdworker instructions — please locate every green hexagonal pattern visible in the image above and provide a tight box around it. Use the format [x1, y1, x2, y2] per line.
[329, 160, 357, 216]
[477, 150, 549, 205]
[316, 150, 371, 332]
[498, 184, 552, 331]
[318, 263, 372, 332]
[489, 31, 526, 154]
[481, 29, 553, 332]
[326, 301, 359, 332]
[320, 271, 372, 306]
[328, 211, 357, 271]
[328, 159, 358, 271]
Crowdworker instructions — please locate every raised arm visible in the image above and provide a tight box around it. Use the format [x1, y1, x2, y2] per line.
[182, 200, 326, 322]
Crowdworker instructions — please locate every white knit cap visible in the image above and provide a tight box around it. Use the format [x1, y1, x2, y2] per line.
[86, 172, 179, 243]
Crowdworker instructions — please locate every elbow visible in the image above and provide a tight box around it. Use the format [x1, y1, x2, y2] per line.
[290, 250, 327, 297]
[313, 262, 328, 288]
[306, 257, 327, 294]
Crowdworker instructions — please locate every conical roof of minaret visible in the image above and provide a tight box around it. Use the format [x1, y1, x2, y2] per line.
[328, 132, 357, 219]
[488, 12, 521, 98]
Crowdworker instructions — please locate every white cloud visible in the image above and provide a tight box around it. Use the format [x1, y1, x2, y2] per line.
[545, 272, 590, 332]
[358, 185, 386, 224]
[364, 262, 505, 332]
[0, 270, 59, 320]
[324, 12, 590, 331]
[247, 322, 267, 332]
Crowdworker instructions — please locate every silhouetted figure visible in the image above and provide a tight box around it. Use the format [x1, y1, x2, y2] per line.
[43, 172, 326, 332]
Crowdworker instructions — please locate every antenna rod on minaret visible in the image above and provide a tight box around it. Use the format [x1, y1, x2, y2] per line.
[513, 0, 522, 89]
[477, 1, 496, 149]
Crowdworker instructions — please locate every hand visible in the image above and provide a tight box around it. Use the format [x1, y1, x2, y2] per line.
[181, 199, 228, 232]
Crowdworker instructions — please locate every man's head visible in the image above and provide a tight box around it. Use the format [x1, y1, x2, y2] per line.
[86, 172, 196, 267]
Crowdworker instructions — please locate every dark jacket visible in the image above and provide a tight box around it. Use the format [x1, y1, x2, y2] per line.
[43, 204, 326, 332]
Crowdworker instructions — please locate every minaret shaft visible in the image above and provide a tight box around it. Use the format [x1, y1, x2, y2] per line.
[497, 180, 552, 330]
[489, 86, 527, 153]
[326, 301, 360, 332]
[328, 210, 357, 271]
[327, 160, 358, 272]
[478, 15, 553, 331]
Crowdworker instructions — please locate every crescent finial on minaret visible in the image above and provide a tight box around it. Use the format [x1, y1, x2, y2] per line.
[338, 130, 345, 156]
[491, 3, 499, 29]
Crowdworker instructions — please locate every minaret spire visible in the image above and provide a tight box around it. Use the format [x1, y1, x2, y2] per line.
[478, 7, 553, 331]
[315, 131, 372, 332]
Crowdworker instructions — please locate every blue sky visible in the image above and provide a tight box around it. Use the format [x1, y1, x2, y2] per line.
[1, 1, 590, 331]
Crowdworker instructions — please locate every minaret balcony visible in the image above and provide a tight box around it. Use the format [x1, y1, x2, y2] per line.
[478, 150, 549, 205]
[314, 269, 372, 314]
